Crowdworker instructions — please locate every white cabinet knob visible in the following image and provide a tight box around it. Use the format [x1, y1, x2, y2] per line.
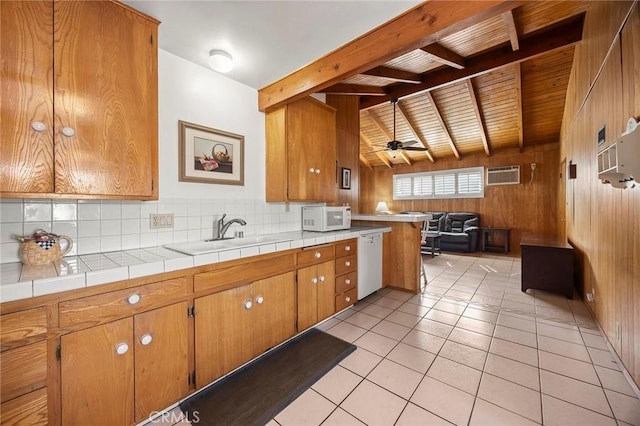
[31, 121, 46, 132]
[345, 279, 351, 285]
[315, 252, 321, 259]
[345, 245, 351, 251]
[309, 168, 315, 173]
[127, 294, 141, 305]
[345, 261, 351, 267]
[140, 334, 153, 346]
[319, 275, 325, 282]
[256, 295, 264, 305]
[315, 169, 320, 174]
[61, 127, 75, 137]
[115, 342, 129, 355]
[345, 296, 351, 303]
[243, 299, 253, 310]
[311, 277, 318, 284]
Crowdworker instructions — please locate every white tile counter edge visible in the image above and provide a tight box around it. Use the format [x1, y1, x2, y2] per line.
[0, 226, 390, 303]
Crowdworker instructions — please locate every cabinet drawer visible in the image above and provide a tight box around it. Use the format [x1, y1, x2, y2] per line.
[0, 387, 47, 426]
[296, 245, 335, 268]
[1, 341, 47, 403]
[0, 307, 47, 352]
[335, 272, 357, 294]
[334, 254, 357, 275]
[195, 253, 295, 293]
[335, 239, 357, 258]
[59, 278, 187, 328]
[335, 288, 357, 312]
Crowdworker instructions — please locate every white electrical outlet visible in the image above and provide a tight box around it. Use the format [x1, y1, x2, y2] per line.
[150, 213, 174, 229]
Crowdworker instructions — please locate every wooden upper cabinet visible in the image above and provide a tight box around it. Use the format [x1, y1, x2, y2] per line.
[0, 0, 159, 199]
[266, 96, 337, 202]
[0, 1, 55, 193]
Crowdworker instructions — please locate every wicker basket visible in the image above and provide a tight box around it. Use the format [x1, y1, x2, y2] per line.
[19, 235, 73, 265]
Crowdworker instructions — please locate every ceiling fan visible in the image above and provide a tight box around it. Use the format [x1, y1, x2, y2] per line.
[380, 99, 429, 153]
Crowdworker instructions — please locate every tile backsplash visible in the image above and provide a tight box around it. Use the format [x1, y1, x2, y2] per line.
[0, 198, 308, 263]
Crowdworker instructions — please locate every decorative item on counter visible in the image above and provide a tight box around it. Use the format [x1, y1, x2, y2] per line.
[13, 229, 73, 265]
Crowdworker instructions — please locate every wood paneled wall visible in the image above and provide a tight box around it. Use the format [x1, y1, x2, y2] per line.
[559, 1, 640, 385]
[327, 95, 360, 212]
[359, 144, 560, 254]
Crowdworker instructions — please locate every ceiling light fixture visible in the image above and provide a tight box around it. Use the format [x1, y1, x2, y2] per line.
[208, 49, 234, 73]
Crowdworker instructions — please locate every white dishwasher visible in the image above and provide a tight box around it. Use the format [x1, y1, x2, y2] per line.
[357, 231, 383, 299]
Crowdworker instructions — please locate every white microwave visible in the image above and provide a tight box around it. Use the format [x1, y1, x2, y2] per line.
[302, 206, 351, 232]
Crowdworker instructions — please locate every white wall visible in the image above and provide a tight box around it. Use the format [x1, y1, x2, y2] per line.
[158, 50, 266, 199]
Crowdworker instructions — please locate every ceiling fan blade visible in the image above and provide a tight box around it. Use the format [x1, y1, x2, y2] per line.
[401, 140, 420, 146]
[402, 146, 429, 151]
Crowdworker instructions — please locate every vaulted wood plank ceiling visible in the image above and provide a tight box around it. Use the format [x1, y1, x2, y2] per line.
[256, 1, 590, 169]
[320, 1, 589, 168]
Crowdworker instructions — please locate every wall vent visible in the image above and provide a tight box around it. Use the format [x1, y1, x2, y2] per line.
[486, 165, 520, 186]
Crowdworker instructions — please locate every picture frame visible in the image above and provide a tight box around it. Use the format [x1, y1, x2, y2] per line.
[178, 120, 244, 185]
[341, 167, 351, 190]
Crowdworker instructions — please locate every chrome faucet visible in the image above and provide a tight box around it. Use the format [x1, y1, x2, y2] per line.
[217, 214, 247, 239]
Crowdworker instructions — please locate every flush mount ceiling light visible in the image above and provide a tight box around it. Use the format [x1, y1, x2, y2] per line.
[208, 49, 234, 73]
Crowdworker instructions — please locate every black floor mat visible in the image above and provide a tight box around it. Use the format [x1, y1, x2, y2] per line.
[180, 328, 356, 426]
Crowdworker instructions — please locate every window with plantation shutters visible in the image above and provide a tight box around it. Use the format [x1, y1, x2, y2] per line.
[413, 175, 433, 197]
[392, 167, 484, 200]
[434, 174, 455, 195]
[393, 176, 412, 199]
[458, 169, 483, 194]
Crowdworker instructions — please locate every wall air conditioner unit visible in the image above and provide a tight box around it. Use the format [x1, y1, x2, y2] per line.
[598, 118, 639, 189]
[486, 165, 520, 186]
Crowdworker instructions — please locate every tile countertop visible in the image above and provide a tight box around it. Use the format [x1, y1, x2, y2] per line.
[352, 213, 432, 223]
[0, 226, 390, 303]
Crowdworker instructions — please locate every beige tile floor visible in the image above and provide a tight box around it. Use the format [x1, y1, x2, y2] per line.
[156, 252, 640, 426]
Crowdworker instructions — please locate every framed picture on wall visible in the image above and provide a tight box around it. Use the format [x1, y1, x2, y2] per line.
[341, 167, 351, 190]
[178, 120, 244, 185]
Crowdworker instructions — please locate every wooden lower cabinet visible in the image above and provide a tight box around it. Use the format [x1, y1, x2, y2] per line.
[0, 387, 47, 426]
[195, 272, 296, 388]
[297, 261, 335, 331]
[60, 302, 189, 425]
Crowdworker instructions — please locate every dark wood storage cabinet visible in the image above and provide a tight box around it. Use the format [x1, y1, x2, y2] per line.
[520, 234, 574, 299]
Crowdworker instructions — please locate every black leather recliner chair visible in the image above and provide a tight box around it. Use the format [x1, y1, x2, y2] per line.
[422, 212, 480, 252]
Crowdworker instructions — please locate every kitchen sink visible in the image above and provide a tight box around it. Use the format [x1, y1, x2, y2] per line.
[163, 235, 293, 256]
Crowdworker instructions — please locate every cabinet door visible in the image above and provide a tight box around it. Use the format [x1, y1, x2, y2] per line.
[61, 317, 134, 426]
[316, 261, 336, 323]
[0, 1, 54, 193]
[314, 106, 337, 201]
[253, 272, 296, 355]
[297, 265, 318, 331]
[195, 285, 253, 387]
[134, 302, 189, 422]
[53, 1, 158, 198]
[286, 98, 336, 201]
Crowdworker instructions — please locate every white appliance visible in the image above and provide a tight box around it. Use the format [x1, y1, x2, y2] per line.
[357, 231, 383, 299]
[302, 206, 351, 232]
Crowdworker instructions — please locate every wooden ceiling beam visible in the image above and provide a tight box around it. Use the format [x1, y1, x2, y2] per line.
[367, 110, 393, 140]
[360, 131, 392, 168]
[258, 1, 526, 111]
[359, 154, 373, 170]
[502, 10, 520, 51]
[425, 91, 460, 160]
[421, 43, 466, 69]
[362, 66, 422, 84]
[397, 150, 412, 165]
[360, 14, 584, 109]
[465, 79, 491, 156]
[515, 62, 524, 151]
[320, 84, 386, 96]
[396, 102, 435, 163]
